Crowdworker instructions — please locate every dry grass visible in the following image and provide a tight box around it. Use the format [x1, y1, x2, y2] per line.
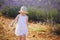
[0, 16, 60, 40]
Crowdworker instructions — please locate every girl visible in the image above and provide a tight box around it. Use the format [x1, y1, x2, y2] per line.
[10, 6, 28, 40]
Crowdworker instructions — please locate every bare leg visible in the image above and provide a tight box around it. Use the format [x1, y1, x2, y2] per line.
[21, 35, 26, 40]
[18, 36, 22, 40]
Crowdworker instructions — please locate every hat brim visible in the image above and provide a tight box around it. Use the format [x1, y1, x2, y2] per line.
[19, 11, 28, 14]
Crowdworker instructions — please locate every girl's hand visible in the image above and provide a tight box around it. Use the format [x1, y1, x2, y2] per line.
[10, 20, 14, 27]
[10, 24, 13, 27]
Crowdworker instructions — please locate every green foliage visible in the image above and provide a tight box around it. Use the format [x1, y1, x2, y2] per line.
[1, 6, 58, 23]
[2, 6, 20, 17]
[28, 9, 37, 21]
[47, 8, 57, 19]
[28, 8, 46, 22]
[27, 7, 58, 22]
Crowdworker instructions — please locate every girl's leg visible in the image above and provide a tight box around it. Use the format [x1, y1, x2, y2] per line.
[21, 35, 26, 40]
[18, 36, 22, 40]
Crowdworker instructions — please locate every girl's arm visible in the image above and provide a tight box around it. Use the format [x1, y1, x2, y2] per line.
[11, 14, 19, 27]
[26, 16, 28, 27]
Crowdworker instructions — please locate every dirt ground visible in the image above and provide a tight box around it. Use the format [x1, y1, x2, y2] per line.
[0, 16, 60, 40]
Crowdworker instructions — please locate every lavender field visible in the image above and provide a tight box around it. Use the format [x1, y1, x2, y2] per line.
[0, 0, 59, 9]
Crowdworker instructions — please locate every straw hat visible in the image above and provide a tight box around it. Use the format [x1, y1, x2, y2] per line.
[19, 6, 28, 14]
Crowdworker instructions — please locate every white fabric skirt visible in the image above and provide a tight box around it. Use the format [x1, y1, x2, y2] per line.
[15, 24, 28, 36]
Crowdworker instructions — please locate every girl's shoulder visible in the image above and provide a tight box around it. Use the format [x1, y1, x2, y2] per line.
[17, 14, 20, 17]
[15, 14, 20, 18]
[25, 15, 28, 19]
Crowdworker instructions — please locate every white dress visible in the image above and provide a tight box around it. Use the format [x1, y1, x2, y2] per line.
[15, 14, 28, 36]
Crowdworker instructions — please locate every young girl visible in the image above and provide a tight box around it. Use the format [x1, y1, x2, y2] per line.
[10, 6, 28, 40]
